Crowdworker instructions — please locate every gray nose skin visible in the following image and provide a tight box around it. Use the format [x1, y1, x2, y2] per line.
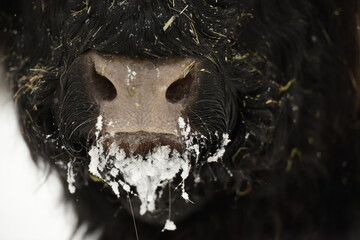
[86, 51, 198, 137]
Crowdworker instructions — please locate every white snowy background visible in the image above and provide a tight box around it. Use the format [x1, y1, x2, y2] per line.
[0, 60, 93, 239]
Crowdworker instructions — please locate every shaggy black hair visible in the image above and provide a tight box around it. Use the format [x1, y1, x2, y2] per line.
[2, 0, 360, 239]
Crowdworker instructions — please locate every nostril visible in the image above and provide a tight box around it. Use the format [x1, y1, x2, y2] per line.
[166, 74, 194, 103]
[91, 69, 117, 101]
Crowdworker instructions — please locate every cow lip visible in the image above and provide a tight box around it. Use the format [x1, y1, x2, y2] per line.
[99, 131, 184, 157]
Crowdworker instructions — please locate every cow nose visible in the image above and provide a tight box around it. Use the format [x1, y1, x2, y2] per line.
[88, 52, 195, 104]
[85, 51, 198, 135]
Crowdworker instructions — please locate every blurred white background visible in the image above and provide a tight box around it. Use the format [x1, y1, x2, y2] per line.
[0, 61, 90, 240]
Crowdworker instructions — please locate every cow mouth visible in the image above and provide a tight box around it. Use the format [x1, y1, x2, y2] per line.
[84, 116, 199, 221]
[98, 131, 184, 157]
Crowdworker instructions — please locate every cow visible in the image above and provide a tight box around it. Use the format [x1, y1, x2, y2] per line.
[1, 0, 360, 239]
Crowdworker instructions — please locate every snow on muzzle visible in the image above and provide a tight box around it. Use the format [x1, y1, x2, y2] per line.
[87, 116, 195, 216]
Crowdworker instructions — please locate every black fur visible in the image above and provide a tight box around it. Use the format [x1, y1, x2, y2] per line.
[2, 0, 360, 239]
